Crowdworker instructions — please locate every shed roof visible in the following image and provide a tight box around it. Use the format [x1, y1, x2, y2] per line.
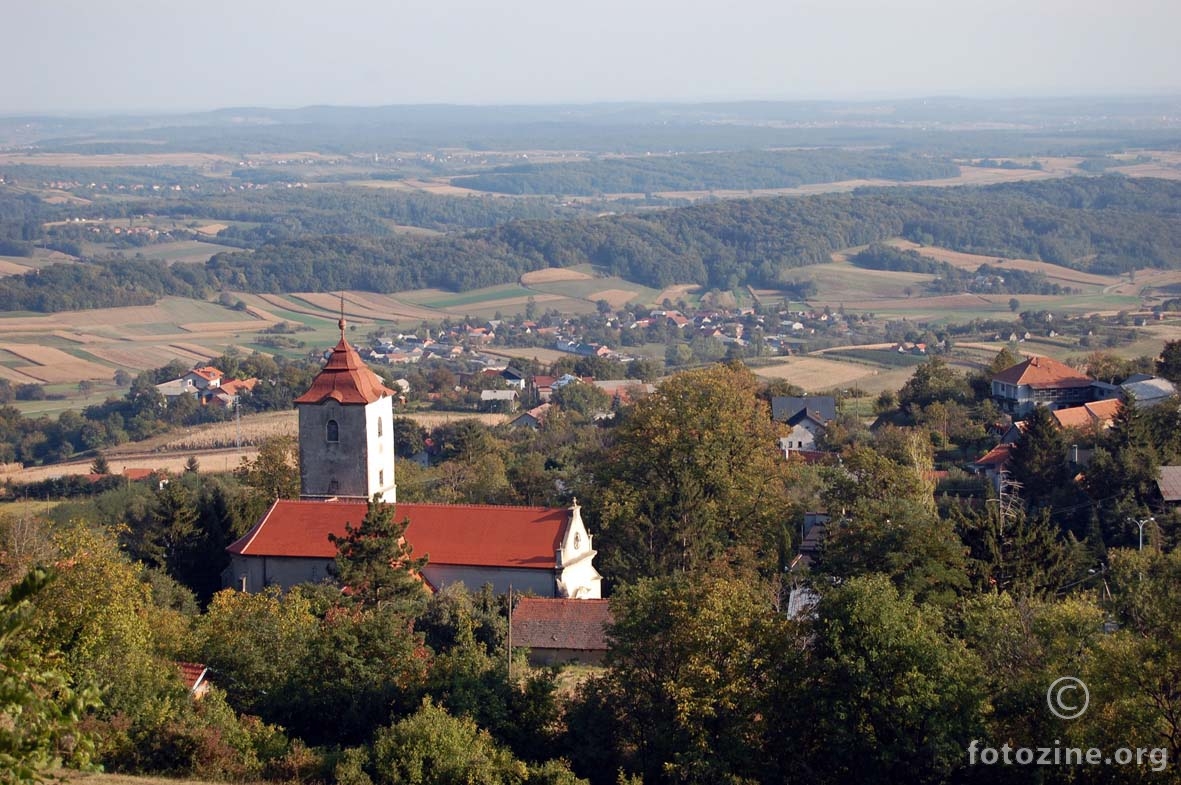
[1158, 466, 1181, 502]
[510, 597, 611, 652]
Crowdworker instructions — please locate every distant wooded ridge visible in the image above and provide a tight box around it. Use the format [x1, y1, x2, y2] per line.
[2, 176, 1181, 311]
[450, 150, 959, 195]
[6, 96, 1181, 155]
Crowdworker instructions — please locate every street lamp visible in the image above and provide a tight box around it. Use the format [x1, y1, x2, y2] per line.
[1135, 517, 1155, 551]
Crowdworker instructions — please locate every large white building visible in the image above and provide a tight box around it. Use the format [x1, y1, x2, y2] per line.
[225, 318, 601, 599]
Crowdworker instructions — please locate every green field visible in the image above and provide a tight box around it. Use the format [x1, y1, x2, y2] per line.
[404, 283, 537, 309]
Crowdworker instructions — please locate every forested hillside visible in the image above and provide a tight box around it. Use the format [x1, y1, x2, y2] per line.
[4, 176, 1181, 311]
[451, 149, 960, 195]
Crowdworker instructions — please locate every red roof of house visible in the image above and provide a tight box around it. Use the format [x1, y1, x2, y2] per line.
[123, 468, 158, 481]
[294, 337, 393, 405]
[533, 375, 556, 389]
[227, 500, 568, 569]
[974, 442, 1015, 469]
[1052, 399, 1122, 430]
[187, 366, 222, 381]
[510, 597, 611, 652]
[993, 356, 1093, 389]
[177, 661, 209, 692]
[220, 377, 259, 395]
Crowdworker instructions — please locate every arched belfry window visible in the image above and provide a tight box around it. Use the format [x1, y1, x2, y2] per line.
[326, 419, 339, 443]
[377, 417, 383, 437]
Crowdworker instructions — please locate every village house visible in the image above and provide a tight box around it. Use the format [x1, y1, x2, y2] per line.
[772, 396, 837, 454]
[510, 403, 552, 430]
[991, 355, 1118, 417]
[224, 316, 602, 600]
[510, 597, 612, 666]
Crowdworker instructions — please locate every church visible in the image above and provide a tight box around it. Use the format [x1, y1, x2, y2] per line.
[224, 315, 602, 599]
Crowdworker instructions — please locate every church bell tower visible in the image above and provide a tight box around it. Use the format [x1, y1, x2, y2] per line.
[293, 304, 396, 502]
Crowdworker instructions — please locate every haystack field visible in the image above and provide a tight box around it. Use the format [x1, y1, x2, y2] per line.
[520, 268, 594, 285]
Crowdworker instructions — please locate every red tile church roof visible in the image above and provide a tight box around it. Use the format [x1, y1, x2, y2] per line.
[227, 500, 567, 569]
[294, 337, 393, 405]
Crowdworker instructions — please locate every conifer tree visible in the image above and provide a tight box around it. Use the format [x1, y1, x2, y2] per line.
[330, 495, 428, 612]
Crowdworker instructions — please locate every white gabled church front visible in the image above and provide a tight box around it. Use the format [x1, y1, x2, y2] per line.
[224, 315, 601, 599]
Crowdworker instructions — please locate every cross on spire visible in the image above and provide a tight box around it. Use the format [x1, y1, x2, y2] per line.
[338, 292, 346, 339]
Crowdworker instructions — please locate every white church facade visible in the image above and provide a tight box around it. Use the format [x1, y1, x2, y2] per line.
[224, 316, 602, 599]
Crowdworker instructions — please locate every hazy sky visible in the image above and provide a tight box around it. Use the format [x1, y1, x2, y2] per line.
[4, 0, 1178, 113]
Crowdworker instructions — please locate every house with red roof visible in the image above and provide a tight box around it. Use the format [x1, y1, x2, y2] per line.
[510, 597, 612, 665]
[177, 662, 211, 698]
[224, 314, 601, 599]
[991, 356, 1116, 417]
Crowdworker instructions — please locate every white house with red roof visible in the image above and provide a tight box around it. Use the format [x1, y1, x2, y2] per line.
[991, 355, 1116, 417]
[224, 314, 601, 599]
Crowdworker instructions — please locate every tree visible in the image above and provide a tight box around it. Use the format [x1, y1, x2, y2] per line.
[594, 363, 793, 582]
[1008, 297, 1021, 312]
[952, 495, 1086, 597]
[89, 453, 110, 475]
[897, 356, 970, 414]
[784, 576, 986, 784]
[330, 496, 428, 613]
[373, 698, 571, 785]
[236, 435, 299, 519]
[0, 568, 99, 785]
[195, 586, 317, 718]
[550, 383, 611, 419]
[1157, 339, 1181, 385]
[584, 575, 782, 783]
[1008, 404, 1070, 510]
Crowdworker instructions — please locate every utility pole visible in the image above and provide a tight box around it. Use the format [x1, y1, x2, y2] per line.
[506, 585, 513, 681]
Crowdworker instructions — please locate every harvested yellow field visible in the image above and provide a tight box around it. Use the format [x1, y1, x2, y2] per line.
[344, 292, 450, 321]
[754, 356, 883, 392]
[50, 331, 109, 344]
[588, 289, 641, 307]
[885, 239, 1114, 288]
[86, 345, 193, 369]
[655, 284, 701, 304]
[179, 320, 274, 334]
[168, 343, 218, 360]
[3, 345, 81, 365]
[14, 363, 106, 383]
[295, 293, 382, 321]
[8, 345, 112, 382]
[195, 223, 229, 235]
[0, 366, 43, 383]
[0, 259, 31, 276]
[520, 268, 593, 285]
